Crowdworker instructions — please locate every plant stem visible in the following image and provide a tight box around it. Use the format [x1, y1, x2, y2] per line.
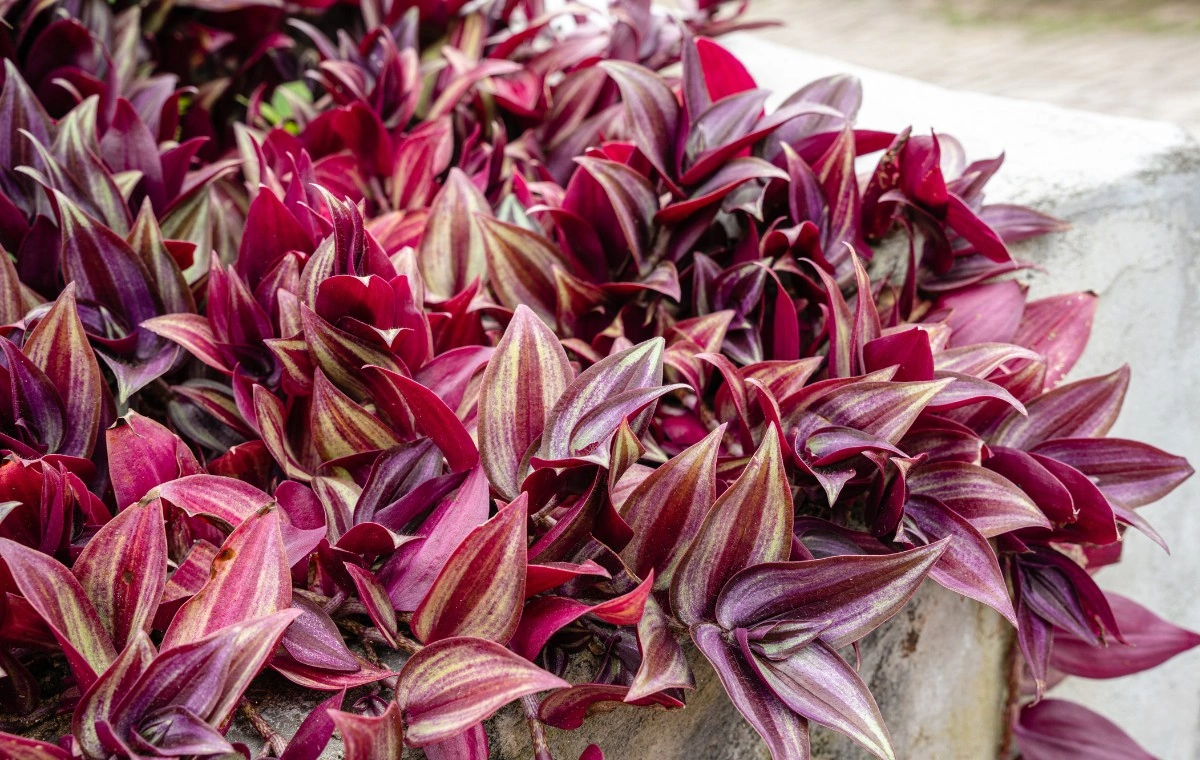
[521, 694, 554, 760]
[998, 638, 1022, 759]
[239, 698, 288, 758]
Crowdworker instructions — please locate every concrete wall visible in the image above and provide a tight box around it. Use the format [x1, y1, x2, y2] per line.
[727, 36, 1200, 760]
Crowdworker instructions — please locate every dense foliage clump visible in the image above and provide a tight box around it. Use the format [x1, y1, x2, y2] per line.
[0, 0, 1192, 758]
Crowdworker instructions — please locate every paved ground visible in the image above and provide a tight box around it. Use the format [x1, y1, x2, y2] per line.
[743, 0, 1200, 136]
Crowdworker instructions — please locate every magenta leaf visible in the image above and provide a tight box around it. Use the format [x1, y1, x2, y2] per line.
[72, 500, 167, 650]
[279, 689, 346, 760]
[619, 424, 724, 590]
[421, 722, 489, 760]
[0, 538, 115, 689]
[478, 305, 574, 500]
[1051, 592, 1200, 679]
[0, 733, 72, 759]
[509, 574, 653, 660]
[272, 656, 397, 691]
[363, 365, 478, 472]
[311, 369, 402, 462]
[539, 684, 682, 729]
[161, 506, 291, 648]
[107, 411, 203, 508]
[328, 702, 404, 760]
[412, 494, 527, 644]
[1014, 699, 1154, 760]
[148, 474, 271, 529]
[396, 636, 569, 746]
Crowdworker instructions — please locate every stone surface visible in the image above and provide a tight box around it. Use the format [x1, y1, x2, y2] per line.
[727, 36, 1200, 760]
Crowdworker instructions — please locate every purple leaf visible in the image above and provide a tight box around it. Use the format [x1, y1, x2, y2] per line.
[112, 611, 300, 747]
[311, 370, 402, 462]
[574, 157, 659, 270]
[534, 338, 675, 469]
[1012, 292, 1096, 389]
[141, 314, 229, 373]
[21, 285, 103, 458]
[1032, 437, 1193, 509]
[478, 215, 579, 324]
[806, 378, 952, 446]
[715, 541, 948, 646]
[907, 462, 1050, 537]
[740, 634, 893, 760]
[990, 366, 1130, 449]
[598, 61, 680, 187]
[417, 169, 491, 300]
[671, 428, 794, 626]
[385, 466, 490, 610]
[71, 632, 156, 759]
[619, 424, 724, 590]
[899, 496, 1016, 626]
[280, 595, 360, 673]
[692, 622, 811, 760]
[627, 597, 694, 702]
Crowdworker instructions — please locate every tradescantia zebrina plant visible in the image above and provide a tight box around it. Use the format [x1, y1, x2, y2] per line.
[0, 0, 1192, 758]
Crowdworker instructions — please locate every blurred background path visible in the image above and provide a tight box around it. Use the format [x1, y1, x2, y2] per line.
[743, 0, 1200, 136]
